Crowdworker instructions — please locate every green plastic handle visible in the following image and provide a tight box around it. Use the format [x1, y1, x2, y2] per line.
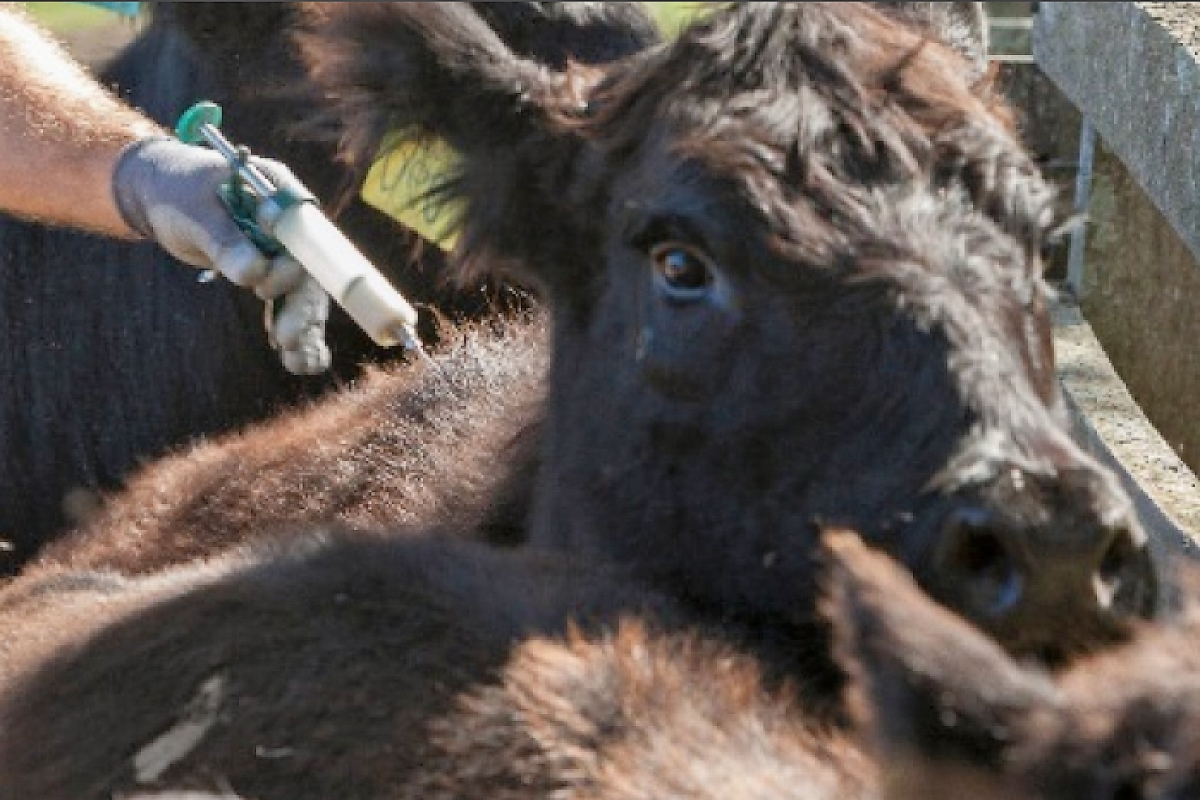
[217, 184, 285, 257]
[174, 101, 222, 145]
[174, 101, 285, 256]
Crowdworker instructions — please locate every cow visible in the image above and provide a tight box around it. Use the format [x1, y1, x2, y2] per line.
[0, 529, 691, 799]
[24, 2, 993, 577]
[16, 3, 1149, 797]
[0, 531, 942, 800]
[286, 0, 1166, 666]
[0, 12, 1163, 787]
[0, 1, 658, 573]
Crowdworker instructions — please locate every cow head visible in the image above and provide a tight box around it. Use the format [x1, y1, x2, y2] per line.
[301, 2, 1156, 664]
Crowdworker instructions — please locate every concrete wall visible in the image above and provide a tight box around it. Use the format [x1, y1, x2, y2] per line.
[1033, 3, 1200, 547]
[1037, 4, 1200, 265]
[1081, 140, 1200, 473]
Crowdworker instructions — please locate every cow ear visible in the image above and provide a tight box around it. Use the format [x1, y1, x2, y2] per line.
[298, 3, 571, 170]
[873, 2, 989, 81]
[470, 2, 660, 68]
[821, 531, 1056, 795]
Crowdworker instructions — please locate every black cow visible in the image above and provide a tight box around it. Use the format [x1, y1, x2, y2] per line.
[0, 6, 1167, 797]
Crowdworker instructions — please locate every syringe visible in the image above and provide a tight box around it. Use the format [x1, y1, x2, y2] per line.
[175, 101, 425, 355]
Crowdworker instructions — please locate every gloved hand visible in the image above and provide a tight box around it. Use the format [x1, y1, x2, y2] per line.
[112, 137, 331, 375]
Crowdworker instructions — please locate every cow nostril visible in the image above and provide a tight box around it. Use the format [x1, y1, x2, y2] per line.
[938, 507, 1024, 618]
[955, 526, 1005, 575]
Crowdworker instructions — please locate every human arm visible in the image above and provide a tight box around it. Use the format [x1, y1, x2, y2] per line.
[0, 4, 331, 374]
[0, 2, 155, 235]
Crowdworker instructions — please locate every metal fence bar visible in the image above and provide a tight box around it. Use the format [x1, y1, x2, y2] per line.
[1066, 117, 1096, 298]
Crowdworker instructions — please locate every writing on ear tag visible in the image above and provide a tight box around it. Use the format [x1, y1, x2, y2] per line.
[361, 134, 462, 251]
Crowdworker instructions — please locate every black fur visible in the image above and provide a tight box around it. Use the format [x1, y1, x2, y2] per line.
[302, 2, 1155, 667]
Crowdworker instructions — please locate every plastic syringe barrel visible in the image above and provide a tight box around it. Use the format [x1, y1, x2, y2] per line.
[270, 201, 419, 348]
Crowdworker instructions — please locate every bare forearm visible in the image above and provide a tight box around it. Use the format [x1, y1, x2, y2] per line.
[0, 6, 334, 374]
[0, 3, 161, 236]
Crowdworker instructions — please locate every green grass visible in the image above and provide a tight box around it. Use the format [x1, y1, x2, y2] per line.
[22, 2, 116, 33]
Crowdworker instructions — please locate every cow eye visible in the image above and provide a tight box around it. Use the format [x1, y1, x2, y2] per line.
[651, 243, 714, 301]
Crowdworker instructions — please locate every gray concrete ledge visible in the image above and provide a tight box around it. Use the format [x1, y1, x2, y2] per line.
[1035, 2, 1200, 266]
[1054, 300, 1200, 576]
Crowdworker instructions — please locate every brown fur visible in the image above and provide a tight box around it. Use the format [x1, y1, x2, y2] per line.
[0, 529, 884, 800]
[826, 530, 1200, 800]
[22, 319, 545, 578]
[3, 0, 1156, 722]
[23, 524, 1195, 800]
[0, 532, 683, 799]
[401, 622, 876, 800]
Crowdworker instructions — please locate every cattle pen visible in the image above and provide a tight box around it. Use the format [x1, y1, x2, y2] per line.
[1002, 2, 1200, 588]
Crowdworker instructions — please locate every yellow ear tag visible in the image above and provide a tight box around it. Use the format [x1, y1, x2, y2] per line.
[643, 3, 714, 37]
[360, 3, 716, 251]
[361, 133, 463, 251]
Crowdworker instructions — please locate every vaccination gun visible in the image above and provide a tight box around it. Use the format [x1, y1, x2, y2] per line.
[175, 101, 424, 355]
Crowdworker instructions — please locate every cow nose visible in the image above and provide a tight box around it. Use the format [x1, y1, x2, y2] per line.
[930, 485, 1157, 659]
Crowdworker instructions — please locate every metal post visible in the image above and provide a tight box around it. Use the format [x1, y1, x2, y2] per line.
[1066, 116, 1096, 299]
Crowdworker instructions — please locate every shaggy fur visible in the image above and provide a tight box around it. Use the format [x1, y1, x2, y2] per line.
[0, 1, 657, 571]
[0, 533, 685, 799]
[25, 318, 547, 577]
[298, 1, 1155, 661]
[400, 620, 877, 800]
[0, 530, 879, 800]
[21, 526, 1198, 800]
[828, 530, 1200, 800]
[10, 0, 1157, 692]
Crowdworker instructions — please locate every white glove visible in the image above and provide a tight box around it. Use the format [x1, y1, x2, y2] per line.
[112, 137, 331, 375]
